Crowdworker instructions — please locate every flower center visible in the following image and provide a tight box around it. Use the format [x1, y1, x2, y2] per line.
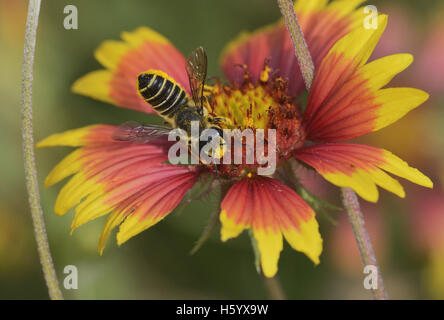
[208, 83, 274, 130]
[203, 66, 306, 177]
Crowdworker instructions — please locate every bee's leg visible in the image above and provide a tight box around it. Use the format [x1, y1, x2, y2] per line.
[213, 163, 218, 176]
[210, 117, 224, 123]
[213, 163, 222, 184]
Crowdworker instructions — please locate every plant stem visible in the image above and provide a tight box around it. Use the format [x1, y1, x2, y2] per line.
[262, 275, 287, 300]
[190, 185, 221, 255]
[277, 0, 388, 299]
[21, 0, 63, 300]
[277, 0, 315, 89]
[341, 188, 388, 299]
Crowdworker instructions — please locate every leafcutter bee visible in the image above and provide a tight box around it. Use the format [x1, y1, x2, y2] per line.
[112, 47, 228, 162]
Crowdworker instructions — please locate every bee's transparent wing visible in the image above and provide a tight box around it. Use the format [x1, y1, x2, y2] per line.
[112, 121, 171, 143]
[186, 46, 207, 110]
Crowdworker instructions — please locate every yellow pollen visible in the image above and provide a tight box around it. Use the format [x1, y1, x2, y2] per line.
[208, 84, 279, 130]
[245, 117, 254, 128]
[247, 172, 253, 178]
[260, 66, 272, 83]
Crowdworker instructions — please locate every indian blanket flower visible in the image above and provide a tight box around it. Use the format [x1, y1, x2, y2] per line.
[38, 0, 432, 278]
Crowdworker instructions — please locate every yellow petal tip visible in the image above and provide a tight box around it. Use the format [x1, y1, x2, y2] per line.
[219, 210, 247, 242]
[283, 216, 323, 265]
[71, 70, 114, 105]
[54, 205, 67, 216]
[423, 177, 434, 189]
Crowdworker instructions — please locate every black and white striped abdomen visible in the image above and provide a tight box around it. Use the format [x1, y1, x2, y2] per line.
[137, 71, 188, 118]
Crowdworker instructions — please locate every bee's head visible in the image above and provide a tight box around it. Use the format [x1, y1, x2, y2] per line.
[199, 126, 226, 160]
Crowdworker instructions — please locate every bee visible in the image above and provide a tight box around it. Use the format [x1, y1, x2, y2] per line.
[112, 46, 227, 161]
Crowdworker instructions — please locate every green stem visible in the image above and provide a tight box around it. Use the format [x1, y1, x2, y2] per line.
[261, 275, 287, 300]
[21, 0, 63, 300]
[190, 184, 221, 255]
[341, 188, 388, 300]
[277, 0, 388, 299]
[277, 0, 315, 89]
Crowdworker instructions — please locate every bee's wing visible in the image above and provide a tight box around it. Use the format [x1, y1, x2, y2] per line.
[186, 46, 207, 111]
[112, 121, 171, 143]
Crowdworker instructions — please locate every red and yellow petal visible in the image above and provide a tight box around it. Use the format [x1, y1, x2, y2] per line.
[220, 0, 365, 96]
[294, 143, 433, 202]
[37, 125, 199, 253]
[220, 176, 322, 278]
[302, 15, 429, 142]
[72, 27, 190, 114]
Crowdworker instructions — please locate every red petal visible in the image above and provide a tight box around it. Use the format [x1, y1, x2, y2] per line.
[220, 4, 359, 97]
[72, 27, 190, 114]
[220, 176, 322, 277]
[294, 143, 432, 202]
[38, 124, 199, 252]
[302, 16, 428, 142]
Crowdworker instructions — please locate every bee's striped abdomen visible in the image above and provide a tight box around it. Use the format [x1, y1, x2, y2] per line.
[138, 71, 188, 118]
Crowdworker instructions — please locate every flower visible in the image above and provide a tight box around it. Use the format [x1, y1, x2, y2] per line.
[38, 0, 432, 278]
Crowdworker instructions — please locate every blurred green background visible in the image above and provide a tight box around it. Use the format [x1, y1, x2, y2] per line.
[1, 0, 444, 299]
